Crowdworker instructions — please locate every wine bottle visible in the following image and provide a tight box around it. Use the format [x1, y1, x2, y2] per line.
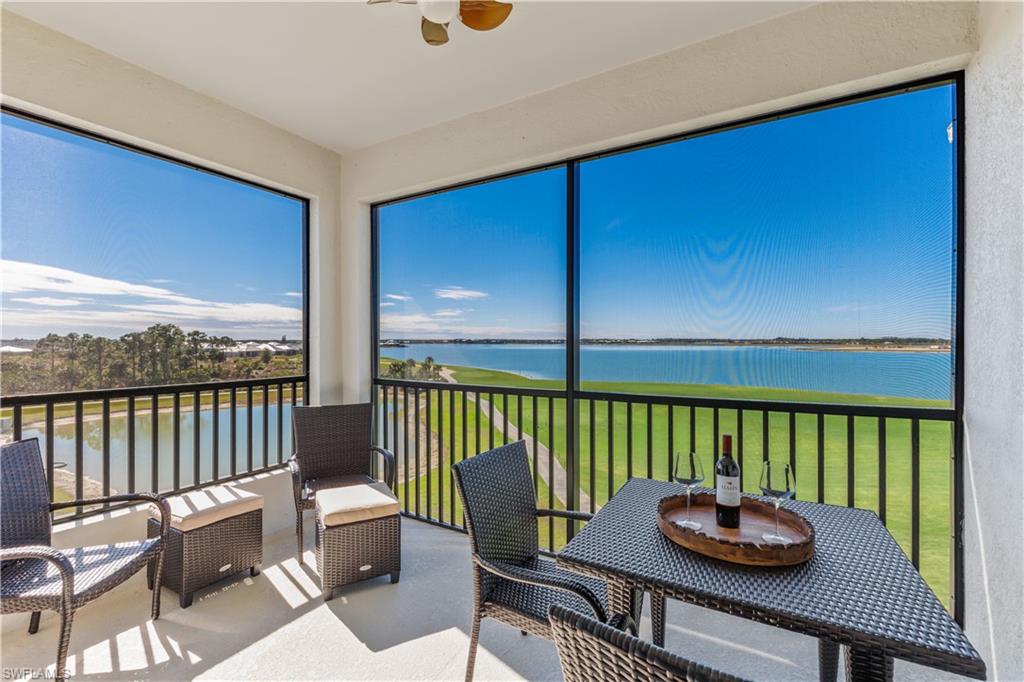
[715, 434, 741, 528]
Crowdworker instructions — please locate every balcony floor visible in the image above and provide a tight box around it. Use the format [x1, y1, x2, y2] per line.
[2, 518, 968, 681]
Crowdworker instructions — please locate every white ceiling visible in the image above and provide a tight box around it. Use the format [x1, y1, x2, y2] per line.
[8, 1, 806, 153]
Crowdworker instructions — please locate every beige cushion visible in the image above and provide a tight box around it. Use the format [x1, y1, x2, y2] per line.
[151, 485, 263, 532]
[304, 474, 374, 497]
[316, 482, 399, 527]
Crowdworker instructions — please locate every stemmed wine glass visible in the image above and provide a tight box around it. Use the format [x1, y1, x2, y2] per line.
[759, 460, 796, 544]
[673, 452, 705, 531]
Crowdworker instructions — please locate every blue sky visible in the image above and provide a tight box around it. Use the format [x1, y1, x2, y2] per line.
[379, 83, 956, 340]
[1, 113, 305, 340]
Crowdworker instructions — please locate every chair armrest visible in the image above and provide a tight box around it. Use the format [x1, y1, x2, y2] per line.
[536, 508, 594, 523]
[0, 545, 75, 605]
[473, 554, 608, 623]
[288, 457, 307, 501]
[50, 493, 171, 542]
[371, 446, 396, 489]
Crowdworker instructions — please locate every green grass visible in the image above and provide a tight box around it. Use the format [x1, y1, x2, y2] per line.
[2, 385, 305, 426]
[393, 389, 568, 550]
[383, 361, 952, 606]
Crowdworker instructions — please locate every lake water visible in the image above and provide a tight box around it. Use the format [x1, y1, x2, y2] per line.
[381, 343, 952, 401]
[20, 404, 295, 495]
[11, 343, 949, 492]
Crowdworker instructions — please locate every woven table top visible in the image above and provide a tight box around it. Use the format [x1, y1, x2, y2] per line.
[557, 478, 985, 679]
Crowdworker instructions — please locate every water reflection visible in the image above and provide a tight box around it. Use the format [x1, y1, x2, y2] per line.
[18, 403, 296, 494]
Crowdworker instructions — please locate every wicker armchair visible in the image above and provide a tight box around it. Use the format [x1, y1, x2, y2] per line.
[0, 438, 170, 682]
[451, 440, 634, 682]
[290, 403, 396, 558]
[549, 604, 750, 682]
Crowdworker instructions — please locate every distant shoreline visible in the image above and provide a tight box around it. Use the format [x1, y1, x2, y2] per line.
[380, 340, 951, 353]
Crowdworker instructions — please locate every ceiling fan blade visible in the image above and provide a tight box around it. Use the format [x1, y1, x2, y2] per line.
[459, 0, 512, 31]
[421, 17, 450, 46]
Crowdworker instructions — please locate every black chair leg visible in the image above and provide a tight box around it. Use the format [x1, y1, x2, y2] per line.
[55, 608, 74, 682]
[28, 611, 41, 634]
[465, 605, 482, 682]
[390, 571, 400, 584]
[151, 551, 164, 620]
[251, 563, 262, 577]
[180, 592, 193, 609]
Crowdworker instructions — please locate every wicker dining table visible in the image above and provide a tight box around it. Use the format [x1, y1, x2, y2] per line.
[556, 478, 985, 682]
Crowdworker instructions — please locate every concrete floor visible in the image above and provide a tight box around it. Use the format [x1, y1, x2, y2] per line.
[1, 518, 969, 681]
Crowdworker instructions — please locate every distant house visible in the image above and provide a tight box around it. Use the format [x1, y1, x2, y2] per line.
[219, 341, 300, 357]
[0, 345, 32, 354]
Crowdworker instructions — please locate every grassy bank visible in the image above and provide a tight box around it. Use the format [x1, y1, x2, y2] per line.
[384, 361, 952, 606]
[1, 385, 305, 427]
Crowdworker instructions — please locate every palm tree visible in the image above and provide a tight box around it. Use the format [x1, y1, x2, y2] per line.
[34, 333, 62, 376]
[85, 335, 109, 387]
[119, 332, 143, 384]
[186, 330, 207, 375]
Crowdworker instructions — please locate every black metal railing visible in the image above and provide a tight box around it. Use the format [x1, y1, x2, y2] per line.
[1, 375, 307, 520]
[374, 377, 958, 609]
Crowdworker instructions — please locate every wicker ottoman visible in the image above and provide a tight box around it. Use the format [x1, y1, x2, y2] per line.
[147, 485, 263, 608]
[315, 481, 401, 601]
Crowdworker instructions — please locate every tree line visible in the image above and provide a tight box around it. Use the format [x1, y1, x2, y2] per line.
[381, 357, 445, 382]
[1, 324, 301, 395]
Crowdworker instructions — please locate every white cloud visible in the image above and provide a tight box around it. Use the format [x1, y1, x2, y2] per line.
[379, 312, 556, 339]
[380, 302, 395, 307]
[0, 259, 301, 337]
[149, 278, 175, 284]
[284, 292, 303, 298]
[385, 293, 412, 301]
[434, 286, 488, 300]
[432, 308, 466, 318]
[3, 259, 183, 299]
[116, 301, 301, 325]
[9, 296, 89, 307]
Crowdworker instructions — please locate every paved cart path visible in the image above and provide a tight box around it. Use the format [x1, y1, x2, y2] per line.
[440, 369, 593, 512]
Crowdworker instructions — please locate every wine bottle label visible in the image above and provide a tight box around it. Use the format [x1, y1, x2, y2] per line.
[716, 476, 740, 507]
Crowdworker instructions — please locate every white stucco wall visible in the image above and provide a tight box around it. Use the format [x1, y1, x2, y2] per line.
[964, 2, 1024, 679]
[0, 9, 346, 405]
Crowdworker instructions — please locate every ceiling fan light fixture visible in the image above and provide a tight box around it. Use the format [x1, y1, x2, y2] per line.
[459, 0, 512, 31]
[420, 17, 450, 46]
[417, 0, 459, 25]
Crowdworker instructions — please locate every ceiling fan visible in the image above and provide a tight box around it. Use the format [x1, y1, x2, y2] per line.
[368, 0, 513, 46]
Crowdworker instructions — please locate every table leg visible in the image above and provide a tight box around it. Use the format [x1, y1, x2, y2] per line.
[818, 639, 839, 682]
[651, 592, 666, 647]
[607, 580, 643, 633]
[630, 586, 643, 626]
[845, 645, 894, 682]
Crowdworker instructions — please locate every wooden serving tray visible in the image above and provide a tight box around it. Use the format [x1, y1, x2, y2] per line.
[657, 492, 814, 566]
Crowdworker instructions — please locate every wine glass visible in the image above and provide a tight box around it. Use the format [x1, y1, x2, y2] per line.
[673, 452, 705, 530]
[759, 460, 796, 544]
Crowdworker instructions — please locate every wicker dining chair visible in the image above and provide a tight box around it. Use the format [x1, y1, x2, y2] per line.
[451, 440, 635, 682]
[549, 604, 750, 682]
[290, 403, 396, 558]
[0, 438, 170, 682]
